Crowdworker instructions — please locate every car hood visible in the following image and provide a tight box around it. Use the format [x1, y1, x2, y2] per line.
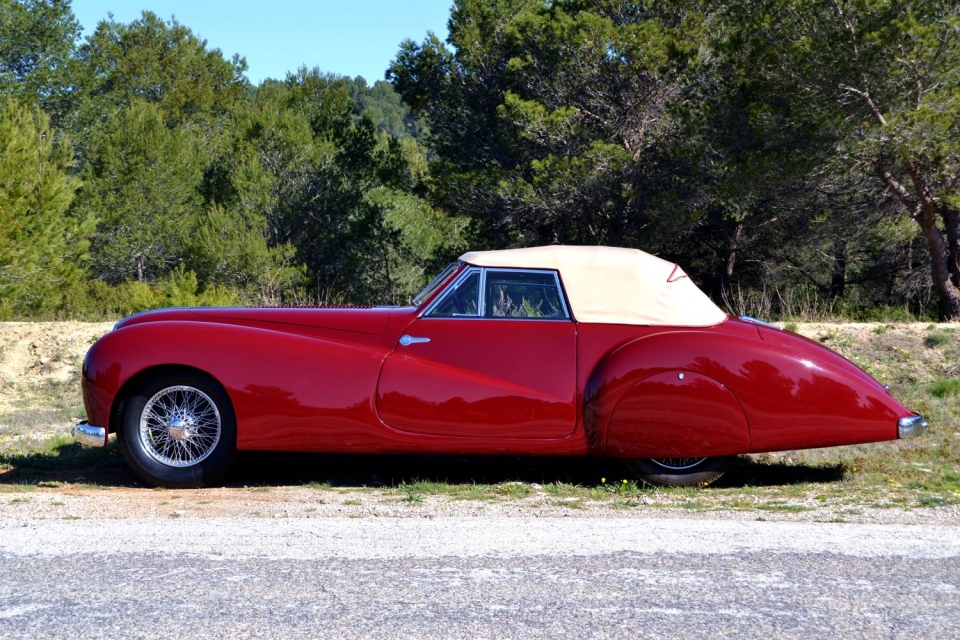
[114, 306, 398, 335]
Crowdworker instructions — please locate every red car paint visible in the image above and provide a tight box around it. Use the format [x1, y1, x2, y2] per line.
[81, 266, 915, 460]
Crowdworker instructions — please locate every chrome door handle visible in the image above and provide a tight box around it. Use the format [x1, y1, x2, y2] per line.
[399, 335, 431, 346]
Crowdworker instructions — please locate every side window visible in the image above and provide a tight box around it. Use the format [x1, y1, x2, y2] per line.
[426, 271, 480, 317]
[484, 270, 568, 319]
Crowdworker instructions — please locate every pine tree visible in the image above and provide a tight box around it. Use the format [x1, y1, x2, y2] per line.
[0, 98, 90, 318]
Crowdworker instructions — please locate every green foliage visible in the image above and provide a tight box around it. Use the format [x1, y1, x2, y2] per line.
[212, 68, 463, 304]
[74, 100, 206, 284]
[924, 331, 953, 349]
[73, 11, 248, 132]
[5, 0, 960, 319]
[344, 76, 423, 139]
[125, 266, 238, 311]
[0, 0, 80, 123]
[184, 204, 301, 302]
[0, 98, 90, 319]
[716, 0, 960, 319]
[58, 268, 238, 319]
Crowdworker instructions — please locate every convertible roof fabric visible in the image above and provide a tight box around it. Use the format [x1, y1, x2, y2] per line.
[459, 245, 727, 326]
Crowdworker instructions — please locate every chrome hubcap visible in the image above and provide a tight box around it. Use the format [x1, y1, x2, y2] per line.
[139, 385, 221, 467]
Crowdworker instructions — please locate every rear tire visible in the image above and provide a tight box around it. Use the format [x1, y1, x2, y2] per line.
[623, 456, 733, 487]
[119, 371, 236, 488]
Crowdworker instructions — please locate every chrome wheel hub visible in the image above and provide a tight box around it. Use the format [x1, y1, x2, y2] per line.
[139, 385, 221, 467]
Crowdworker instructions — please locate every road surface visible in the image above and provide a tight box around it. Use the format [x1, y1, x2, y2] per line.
[1, 517, 958, 638]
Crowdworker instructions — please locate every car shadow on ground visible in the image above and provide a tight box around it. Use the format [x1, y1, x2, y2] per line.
[0, 442, 846, 489]
[225, 451, 846, 490]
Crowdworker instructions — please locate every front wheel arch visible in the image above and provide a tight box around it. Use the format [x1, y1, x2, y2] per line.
[111, 365, 223, 438]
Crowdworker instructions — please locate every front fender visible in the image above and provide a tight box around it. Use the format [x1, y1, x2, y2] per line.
[81, 321, 388, 449]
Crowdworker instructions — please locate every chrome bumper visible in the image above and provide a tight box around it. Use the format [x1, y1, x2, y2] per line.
[72, 421, 107, 447]
[898, 415, 927, 439]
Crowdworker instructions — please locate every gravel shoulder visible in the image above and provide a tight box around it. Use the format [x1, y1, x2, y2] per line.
[2, 481, 959, 525]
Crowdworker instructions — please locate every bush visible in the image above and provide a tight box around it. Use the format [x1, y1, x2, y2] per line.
[57, 268, 239, 321]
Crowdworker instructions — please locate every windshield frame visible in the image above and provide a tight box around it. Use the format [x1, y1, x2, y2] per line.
[412, 262, 461, 307]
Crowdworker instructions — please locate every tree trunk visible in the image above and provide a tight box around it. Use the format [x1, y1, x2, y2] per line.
[944, 207, 960, 289]
[828, 239, 847, 300]
[874, 157, 960, 321]
[717, 221, 742, 303]
[902, 162, 960, 321]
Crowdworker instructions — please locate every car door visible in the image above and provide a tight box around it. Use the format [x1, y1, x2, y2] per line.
[376, 267, 577, 439]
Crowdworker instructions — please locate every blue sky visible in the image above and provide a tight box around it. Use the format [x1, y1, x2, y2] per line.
[70, 1, 453, 85]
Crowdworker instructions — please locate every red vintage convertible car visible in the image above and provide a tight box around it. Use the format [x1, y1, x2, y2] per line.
[74, 245, 926, 488]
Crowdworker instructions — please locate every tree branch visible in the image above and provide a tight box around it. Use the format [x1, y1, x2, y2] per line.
[873, 158, 920, 219]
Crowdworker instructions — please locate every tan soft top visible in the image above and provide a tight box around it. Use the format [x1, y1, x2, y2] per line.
[459, 245, 727, 326]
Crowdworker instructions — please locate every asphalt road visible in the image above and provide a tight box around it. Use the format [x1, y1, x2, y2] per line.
[2, 518, 958, 638]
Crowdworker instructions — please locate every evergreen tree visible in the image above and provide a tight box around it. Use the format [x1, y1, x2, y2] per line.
[0, 98, 90, 317]
[0, 0, 80, 124]
[75, 100, 206, 284]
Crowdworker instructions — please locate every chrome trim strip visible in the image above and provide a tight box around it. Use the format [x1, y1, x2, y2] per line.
[72, 421, 107, 447]
[739, 315, 782, 330]
[479, 268, 487, 317]
[399, 335, 431, 346]
[552, 270, 571, 320]
[898, 415, 927, 439]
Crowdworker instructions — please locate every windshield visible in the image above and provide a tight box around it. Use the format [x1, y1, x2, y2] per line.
[413, 262, 460, 306]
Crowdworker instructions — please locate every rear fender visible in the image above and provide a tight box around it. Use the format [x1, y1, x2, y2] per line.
[584, 328, 908, 455]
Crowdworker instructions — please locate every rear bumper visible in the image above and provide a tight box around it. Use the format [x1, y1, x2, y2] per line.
[72, 421, 107, 447]
[898, 415, 927, 439]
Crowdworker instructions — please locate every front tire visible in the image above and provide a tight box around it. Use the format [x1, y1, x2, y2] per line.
[119, 371, 236, 488]
[623, 456, 733, 487]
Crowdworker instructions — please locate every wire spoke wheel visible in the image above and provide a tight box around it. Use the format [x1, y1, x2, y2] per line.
[623, 456, 734, 487]
[139, 385, 222, 467]
[649, 457, 708, 471]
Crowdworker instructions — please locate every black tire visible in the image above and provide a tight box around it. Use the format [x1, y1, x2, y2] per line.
[623, 456, 733, 487]
[118, 371, 236, 488]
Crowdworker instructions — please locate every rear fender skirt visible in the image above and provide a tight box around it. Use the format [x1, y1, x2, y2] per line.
[605, 371, 750, 458]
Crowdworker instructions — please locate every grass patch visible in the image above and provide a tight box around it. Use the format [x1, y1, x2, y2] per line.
[0, 433, 124, 479]
[755, 502, 811, 513]
[930, 379, 960, 399]
[400, 491, 423, 504]
[925, 332, 953, 348]
[496, 482, 533, 498]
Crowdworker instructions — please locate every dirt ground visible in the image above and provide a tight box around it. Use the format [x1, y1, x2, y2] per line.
[0, 321, 114, 414]
[1, 320, 958, 522]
